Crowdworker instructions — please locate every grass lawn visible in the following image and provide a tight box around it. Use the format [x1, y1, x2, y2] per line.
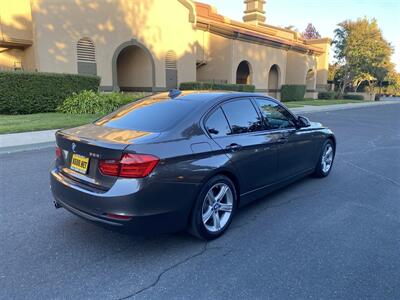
[285, 99, 364, 108]
[0, 113, 101, 134]
[284, 103, 305, 108]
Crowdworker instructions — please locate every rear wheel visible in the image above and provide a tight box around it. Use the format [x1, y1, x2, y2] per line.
[314, 140, 335, 177]
[189, 175, 237, 240]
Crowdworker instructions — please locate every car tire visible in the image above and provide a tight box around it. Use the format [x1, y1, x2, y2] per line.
[189, 175, 237, 240]
[314, 139, 335, 178]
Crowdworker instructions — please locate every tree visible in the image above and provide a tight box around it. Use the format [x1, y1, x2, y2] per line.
[332, 18, 393, 96]
[353, 72, 376, 92]
[328, 63, 340, 82]
[385, 71, 400, 96]
[302, 23, 321, 39]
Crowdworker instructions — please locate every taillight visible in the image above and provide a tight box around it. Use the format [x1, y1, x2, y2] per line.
[98, 160, 120, 177]
[99, 153, 159, 178]
[55, 146, 62, 159]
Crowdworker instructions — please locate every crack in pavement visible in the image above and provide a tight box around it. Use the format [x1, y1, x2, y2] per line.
[119, 185, 334, 298]
[118, 241, 223, 299]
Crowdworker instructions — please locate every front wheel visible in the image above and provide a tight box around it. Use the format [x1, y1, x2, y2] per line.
[314, 139, 335, 177]
[189, 175, 237, 240]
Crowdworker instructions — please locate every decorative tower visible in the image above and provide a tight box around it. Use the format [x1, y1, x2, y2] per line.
[243, 0, 266, 26]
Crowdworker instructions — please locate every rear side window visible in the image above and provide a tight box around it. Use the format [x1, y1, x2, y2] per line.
[221, 99, 263, 134]
[95, 100, 198, 132]
[205, 108, 230, 137]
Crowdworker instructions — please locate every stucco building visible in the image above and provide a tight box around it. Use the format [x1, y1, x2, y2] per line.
[0, 0, 330, 99]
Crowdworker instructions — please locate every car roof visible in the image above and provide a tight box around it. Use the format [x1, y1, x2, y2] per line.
[150, 90, 270, 104]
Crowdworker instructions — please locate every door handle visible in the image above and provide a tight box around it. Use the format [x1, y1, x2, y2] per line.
[226, 143, 242, 151]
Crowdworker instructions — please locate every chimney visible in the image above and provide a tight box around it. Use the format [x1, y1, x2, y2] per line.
[243, 0, 266, 26]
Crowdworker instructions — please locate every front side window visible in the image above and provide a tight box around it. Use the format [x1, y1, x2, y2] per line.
[255, 98, 296, 130]
[205, 108, 231, 137]
[221, 99, 263, 134]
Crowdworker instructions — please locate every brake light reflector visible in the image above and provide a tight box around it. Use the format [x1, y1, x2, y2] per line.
[55, 146, 62, 159]
[99, 153, 159, 178]
[105, 213, 132, 221]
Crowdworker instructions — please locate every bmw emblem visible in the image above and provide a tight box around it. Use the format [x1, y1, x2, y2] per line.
[71, 143, 77, 153]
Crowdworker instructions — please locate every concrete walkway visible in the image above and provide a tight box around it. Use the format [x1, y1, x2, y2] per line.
[0, 100, 398, 153]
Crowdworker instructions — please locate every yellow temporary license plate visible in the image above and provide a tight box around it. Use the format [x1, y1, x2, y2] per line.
[70, 154, 90, 174]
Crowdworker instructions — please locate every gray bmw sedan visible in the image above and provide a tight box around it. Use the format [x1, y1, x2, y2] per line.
[50, 91, 336, 240]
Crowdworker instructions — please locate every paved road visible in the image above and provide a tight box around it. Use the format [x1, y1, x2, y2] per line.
[1, 104, 400, 299]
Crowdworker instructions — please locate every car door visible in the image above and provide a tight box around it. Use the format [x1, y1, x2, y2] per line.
[205, 98, 278, 195]
[254, 98, 317, 182]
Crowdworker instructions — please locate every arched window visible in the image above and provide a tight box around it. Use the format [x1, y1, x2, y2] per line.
[77, 37, 97, 75]
[165, 50, 178, 89]
[306, 69, 315, 90]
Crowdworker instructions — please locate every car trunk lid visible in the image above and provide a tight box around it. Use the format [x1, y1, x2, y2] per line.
[55, 124, 160, 190]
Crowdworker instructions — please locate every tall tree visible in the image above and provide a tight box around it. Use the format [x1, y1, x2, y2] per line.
[302, 23, 321, 39]
[332, 18, 393, 96]
[328, 63, 340, 82]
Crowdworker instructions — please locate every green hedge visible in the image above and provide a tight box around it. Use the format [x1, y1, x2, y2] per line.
[179, 82, 255, 92]
[343, 94, 364, 100]
[318, 91, 336, 100]
[57, 91, 145, 115]
[0, 71, 100, 114]
[281, 85, 306, 102]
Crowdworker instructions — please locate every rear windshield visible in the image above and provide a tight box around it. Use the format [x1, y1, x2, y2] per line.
[95, 98, 198, 132]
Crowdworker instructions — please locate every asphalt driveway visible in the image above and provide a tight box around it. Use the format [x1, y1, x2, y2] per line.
[1, 103, 399, 299]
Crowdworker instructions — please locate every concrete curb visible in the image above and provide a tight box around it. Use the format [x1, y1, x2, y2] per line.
[0, 141, 55, 155]
[0, 129, 57, 147]
[0, 101, 398, 153]
[291, 100, 398, 115]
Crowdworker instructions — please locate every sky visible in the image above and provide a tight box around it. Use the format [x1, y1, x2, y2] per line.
[201, 0, 400, 71]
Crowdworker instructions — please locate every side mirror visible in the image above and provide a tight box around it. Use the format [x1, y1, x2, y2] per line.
[297, 116, 311, 128]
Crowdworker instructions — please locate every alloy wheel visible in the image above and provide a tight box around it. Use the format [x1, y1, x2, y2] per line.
[321, 144, 334, 173]
[201, 183, 233, 233]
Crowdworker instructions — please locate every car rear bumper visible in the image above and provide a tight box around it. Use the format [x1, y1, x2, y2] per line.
[50, 168, 200, 234]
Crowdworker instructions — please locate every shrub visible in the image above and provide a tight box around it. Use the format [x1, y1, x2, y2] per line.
[281, 85, 306, 102]
[179, 82, 255, 92]
[318, 91, 336, 99]
[57, 91, 144, 115]
[0, 71, 100, 114]
[343, 94, 364, 100]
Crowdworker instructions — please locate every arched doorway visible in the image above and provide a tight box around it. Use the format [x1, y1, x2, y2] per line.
[268, 64, 280, 98]
[236, 60, 252, 84]
[112, 40, 155, 92]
